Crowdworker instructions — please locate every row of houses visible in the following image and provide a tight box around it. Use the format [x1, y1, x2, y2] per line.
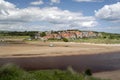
[35, 30, 98, 40]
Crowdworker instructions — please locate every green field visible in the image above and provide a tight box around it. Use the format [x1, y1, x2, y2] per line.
[70, 38, 120, 44]
[0, 64, 109, 80]
[0, 36, 30, 39]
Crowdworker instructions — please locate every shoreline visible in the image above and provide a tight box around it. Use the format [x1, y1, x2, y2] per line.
[93, 69, 120, 80]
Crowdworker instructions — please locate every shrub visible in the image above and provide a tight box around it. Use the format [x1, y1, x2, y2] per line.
[0, 63, 34, 80]
[84, 69, 92, 76]
[63, 38, 68, 42]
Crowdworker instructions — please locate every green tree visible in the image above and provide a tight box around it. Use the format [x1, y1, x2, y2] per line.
[40, 32, 46, 37]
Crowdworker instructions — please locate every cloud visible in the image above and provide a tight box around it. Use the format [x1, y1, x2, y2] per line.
[74, 0, 103, 2]
[50, 0, 60, 3]
[30, 0, 60, 6]
[30, 0, 44, 5]
[49, 0, 60, 5]
[95, 2, 120, 22]
[0, 0, 97, 31]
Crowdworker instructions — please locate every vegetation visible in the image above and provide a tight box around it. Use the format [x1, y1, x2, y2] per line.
[0, 31, 37, 40]
[100, 32, 120, 39]
[0, 64, 33, 80]
[0, 31, 120, 44]
[0, 36, 29, 39]
[71, 38, 120, 44]
[63, 38, 69, 42]
[0, 31, 37, 36]
[0, 64, 109, 80]
[84, 69, 92, 76]
[70, 32, 120, 44]
[40, 32, 46, 37]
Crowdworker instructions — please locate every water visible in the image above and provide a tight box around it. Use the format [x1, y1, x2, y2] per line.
[0, 51, 120, 73]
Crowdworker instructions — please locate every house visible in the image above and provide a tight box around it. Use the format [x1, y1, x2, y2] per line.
[43, 34, 54, 40]
[88, 31, 97, 38]
[75, 31, 83, 38]
[34, 30, 99, 40]
[53, 33, 62, 39]
[82, 32, 89, 38]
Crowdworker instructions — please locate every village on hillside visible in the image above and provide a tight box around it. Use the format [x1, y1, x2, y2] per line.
[34, 30, 101, 41]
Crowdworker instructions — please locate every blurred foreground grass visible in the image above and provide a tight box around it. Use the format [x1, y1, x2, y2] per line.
[0, 64, 109, 80]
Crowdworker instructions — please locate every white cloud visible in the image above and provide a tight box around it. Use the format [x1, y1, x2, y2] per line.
[74, 0, 103, 2]
[0, 0, 98, 31]
[30, 0, 44, 5]
[49, 0, 60, 5]
[50, 0, 60, 3]
[95, 2, 120, 22]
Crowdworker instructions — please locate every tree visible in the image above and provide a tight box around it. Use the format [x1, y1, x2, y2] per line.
[40, 32, 46, 37]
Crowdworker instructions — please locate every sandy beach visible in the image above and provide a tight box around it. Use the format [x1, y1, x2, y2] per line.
[0, 42, 120, 57]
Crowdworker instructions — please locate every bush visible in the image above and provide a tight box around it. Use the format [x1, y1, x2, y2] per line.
[63, 38, 68, 42]
[84, 69, 92, 76]
[0, 63, 34, 80]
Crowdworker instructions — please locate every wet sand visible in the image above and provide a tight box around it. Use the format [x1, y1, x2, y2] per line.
[93, 70, 120, 80]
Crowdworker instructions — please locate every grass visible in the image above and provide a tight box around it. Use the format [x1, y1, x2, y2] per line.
[24, 38, 120, 44]
[1, 35, 120, 44]
[0, 36, 30, 39]
[0, 64, 110, 80]
[70, 38, 120, 44]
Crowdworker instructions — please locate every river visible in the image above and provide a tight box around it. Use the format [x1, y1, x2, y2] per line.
[0, 51, 120, 73]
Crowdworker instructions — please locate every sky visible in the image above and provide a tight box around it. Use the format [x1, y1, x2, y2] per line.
[0, 0, 120, 33]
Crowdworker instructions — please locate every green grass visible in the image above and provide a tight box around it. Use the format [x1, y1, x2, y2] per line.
[0, 36, 30, 39]
[0, 64, 109, 80]
[25, 38, 120, 44]
[70, 38, 120, 44]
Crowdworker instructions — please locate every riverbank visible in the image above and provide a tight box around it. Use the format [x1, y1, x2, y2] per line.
[93, 70, 120, 80]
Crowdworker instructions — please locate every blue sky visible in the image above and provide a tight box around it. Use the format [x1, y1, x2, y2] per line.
[0, 0, 120, 33]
